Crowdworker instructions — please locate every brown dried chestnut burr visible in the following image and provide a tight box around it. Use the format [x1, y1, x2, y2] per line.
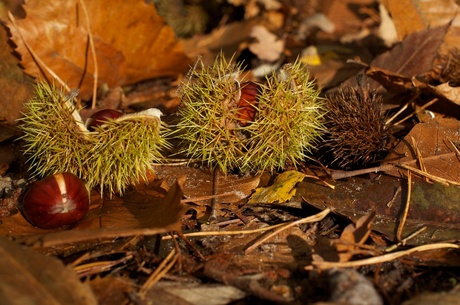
[86, 109, 123, 131]
[22, 173, 90, 229]
[320, 84, 389, 169]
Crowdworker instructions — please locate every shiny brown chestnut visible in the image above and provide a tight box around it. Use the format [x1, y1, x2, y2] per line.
[86, 109, 123, 131]
[22, 173, 90, 229]
[237, 81, 260, 127]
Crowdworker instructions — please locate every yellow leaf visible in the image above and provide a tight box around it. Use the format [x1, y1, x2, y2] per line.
[247, 170, 305, 204]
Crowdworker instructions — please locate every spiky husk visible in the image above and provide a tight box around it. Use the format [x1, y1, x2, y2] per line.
[320, 86, 388, 169]
[19, 82, 168, 195]
[243, 61, 324, 171]
[176, 55, 324, 173]
[176, 54, 246, 172]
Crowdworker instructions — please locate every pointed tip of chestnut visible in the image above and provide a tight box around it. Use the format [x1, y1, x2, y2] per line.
[22, 173, 90, 229]
[86, 109, 123, 131]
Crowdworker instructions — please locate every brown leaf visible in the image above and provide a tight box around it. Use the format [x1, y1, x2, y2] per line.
[385, 117, 460, 183]
[7, 0, 191, 100]
[348, 58, 414, 94]
[90, 276, 133, 305]
[380, 0, 426, 40]
[413, 80, 460, 106]
[321, 0, 375, 38]
[299, 174, 460, 245]
[368, 24, 449, 91]
[381, 0, 457, 40]
[0, 236, 97, 305]
[155, 166, 260, 205]
[335, 211, 375, 262]
[344, 24, 449, 94]
[143, 284, 247, 305]
[0, 24, 34, 123]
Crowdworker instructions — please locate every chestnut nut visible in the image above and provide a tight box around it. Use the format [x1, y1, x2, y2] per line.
[86, 109, 123, 131]
[22, 172, 90, 229]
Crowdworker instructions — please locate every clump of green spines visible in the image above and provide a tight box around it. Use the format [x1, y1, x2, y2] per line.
[177, 54, 248, 172]
[176, 54, 324, 173]
[244, 61, 324, 171]
[19, 82, 168, 195]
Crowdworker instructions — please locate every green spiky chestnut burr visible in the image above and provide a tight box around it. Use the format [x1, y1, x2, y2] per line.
[18, 82, 168, 195]
[176, 54, 324, 173]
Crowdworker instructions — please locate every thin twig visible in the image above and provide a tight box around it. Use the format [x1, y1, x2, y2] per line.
[8, 11, 70, 92]
[396, 171, 411, 241]
[209, 167, 220, 221]
[181, 191, 237, 204]
[330, 151, 457, 180]
[139, 249, 177, 296]
[308, 243, 459, 270]
[385, 226, 427, 252]
[393, 98, 439, 126]
[411, 136, 429, 183]
[175, 231, 205, 260]
[386, 186, 401, 208]
[385, 93, 419, 125]
[162, 222, 288, 240]
[79, 0, 98, 109]
[244, 208, 331, 254]
[396, 164, 459, 186]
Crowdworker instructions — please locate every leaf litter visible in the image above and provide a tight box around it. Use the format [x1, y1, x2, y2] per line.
[1, 0, 460, 304]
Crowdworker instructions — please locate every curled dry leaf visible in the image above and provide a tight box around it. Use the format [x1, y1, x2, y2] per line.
[7, 0, 191, 100]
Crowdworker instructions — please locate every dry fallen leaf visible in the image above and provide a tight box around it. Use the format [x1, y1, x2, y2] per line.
[335, 211, 375, 262]
[381, 0, 457, 40]
[249, 25, 284, 62]
[144, 284, 247, 305]
[248, 170, 305, 204]
[155, 165, 261, 205]
[299, 175, 460, 245]
[0, 236, 97, 305]
[413, 80, 460, 106]
[369, 23, 449, 92]
[0, 24, 34, 123]
[7, 0, 191, 100]
[385, 116, 460, 183]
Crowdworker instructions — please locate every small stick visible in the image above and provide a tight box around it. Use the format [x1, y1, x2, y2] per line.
[244, 208, 330, 254]
[386, 186, 401, 208]
[139, 249, 177, 296]
[308, 243, 459, 270]
[79, 0, 99, 109]
[392, 98, 439, 126]
[396, 171, 412, 241]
